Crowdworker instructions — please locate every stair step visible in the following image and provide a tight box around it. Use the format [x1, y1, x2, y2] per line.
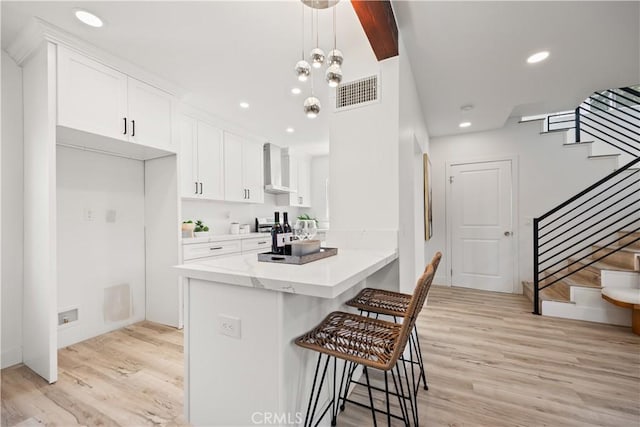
[566, 257, 636, 286]
[588, 154, 621, 159]
[562, 141, 594, 147]
[618, 231, 640, 250]
[591, 244, 640, 270]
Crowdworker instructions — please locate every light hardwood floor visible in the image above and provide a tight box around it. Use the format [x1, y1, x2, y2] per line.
[2, 286, 639, 427]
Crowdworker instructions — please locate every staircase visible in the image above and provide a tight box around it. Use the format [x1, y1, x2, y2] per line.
[524, 86, 640, 328]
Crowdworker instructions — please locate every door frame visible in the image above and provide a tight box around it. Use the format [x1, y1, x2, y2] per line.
[444, 154, 520, 294]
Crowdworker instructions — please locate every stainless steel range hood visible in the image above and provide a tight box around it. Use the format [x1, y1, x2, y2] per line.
[263, 143, 294, 194]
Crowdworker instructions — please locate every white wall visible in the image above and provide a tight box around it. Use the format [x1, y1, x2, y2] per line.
[328, 57, 400, 252]
[426, 118, 617, 287]
[1, 50, 24, 368]
[398, 37, 430, 293]
[182, 194, 305, 235]
[310, 155, 329, 224]
[56, 146, 146, 348]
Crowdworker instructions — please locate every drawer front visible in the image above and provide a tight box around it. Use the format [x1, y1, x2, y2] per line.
[183, 240, 241, 261]
[241, 237, 271, 252]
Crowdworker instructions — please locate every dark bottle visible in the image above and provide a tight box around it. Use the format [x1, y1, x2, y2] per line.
[271, 212, 284, 254]
[282, 212, 293, 255]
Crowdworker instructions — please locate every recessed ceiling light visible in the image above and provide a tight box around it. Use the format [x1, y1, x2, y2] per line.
[291, 88, 301, 95]
[527, 51, 549, 64]
[460, 104, 474, 112]
[239, 102, 250, 109]
[459, 122, 472, 128]
[74, 10, 103, 28]
[286, 127, 295, 133]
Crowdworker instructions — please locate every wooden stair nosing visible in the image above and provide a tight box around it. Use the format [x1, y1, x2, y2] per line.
[568, 256, 635, 273]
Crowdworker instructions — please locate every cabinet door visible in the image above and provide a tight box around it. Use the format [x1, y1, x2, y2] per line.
[179, 116, 199, 198]
[223, 132, 246, 202]
[197, 122, 225, 200]
[243, 141, 264, 203]
[127, 77, 174, 151]
[57, 46, 128, 141]
[288, 156, 300, 206]
[298, 156, 312, 207]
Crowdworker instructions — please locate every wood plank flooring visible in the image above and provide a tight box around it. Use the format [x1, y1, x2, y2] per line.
[2, 286, 639, 427]
[1, 322, 186, 427]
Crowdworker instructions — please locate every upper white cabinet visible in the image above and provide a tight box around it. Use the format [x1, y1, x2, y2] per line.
[57, 46, 128, 141]
[127, 78, 173, 151]
[57, 46, 174, 154]
[285, 154, 311, 208]
[180, 116, 225, 200]
[223, 132, 264, 203]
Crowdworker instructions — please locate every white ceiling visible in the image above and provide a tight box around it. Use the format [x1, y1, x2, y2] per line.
[2, 1, 378, 156]
[394, 1, 640, 137]
[3, 1, 639, 142]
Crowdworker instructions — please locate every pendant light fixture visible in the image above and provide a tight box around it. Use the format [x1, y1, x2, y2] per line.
[325, 6, 343, 87]
[295, 4, 311, 82]
[309, 4, 325, 69]
[304, 69, 321, 118]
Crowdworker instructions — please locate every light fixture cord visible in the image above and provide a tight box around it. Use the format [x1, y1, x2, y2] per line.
[301, 3, 305, 59]
[333, 5, 336, 50]
[315, 2, 319, 48]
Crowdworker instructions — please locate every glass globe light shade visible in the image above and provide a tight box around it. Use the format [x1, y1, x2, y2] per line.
[309, 48, 325, 69]
[327, 49, 344, 66]
[325, 64, 343, 88]
[304, 96, 321, 118]
[295, 60, 311, 82]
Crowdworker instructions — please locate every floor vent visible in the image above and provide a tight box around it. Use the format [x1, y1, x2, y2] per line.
[336, 75, 378, 111]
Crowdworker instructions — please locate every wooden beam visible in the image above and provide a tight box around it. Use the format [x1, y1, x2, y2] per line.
[351, 0, 399, 61]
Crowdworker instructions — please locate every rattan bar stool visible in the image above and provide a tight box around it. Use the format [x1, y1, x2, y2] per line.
[295, 258, 437, 427]
[344, 253, 442, 398]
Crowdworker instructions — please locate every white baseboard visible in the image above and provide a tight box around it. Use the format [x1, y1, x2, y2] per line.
[1, 346, 23, 369]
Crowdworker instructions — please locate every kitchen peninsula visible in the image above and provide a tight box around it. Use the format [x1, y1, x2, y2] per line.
[174, 248, 398, 426]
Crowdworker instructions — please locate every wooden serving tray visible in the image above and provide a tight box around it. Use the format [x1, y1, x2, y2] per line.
[257, 247, 338, 265]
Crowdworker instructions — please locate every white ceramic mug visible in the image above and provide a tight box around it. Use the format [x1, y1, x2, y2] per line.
[230, 222, 240, 234]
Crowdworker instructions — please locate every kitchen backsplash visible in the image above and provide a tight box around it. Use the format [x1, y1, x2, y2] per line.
[182, 193, 312, 235]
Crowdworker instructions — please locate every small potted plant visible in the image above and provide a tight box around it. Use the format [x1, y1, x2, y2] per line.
[193, 220, 210, 237]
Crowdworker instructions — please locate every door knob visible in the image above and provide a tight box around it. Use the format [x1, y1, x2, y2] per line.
[504, 231, 513, 236]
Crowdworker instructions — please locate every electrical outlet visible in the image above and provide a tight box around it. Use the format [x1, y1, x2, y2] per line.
[218, 314, 241, 338]
[83, 208, 95, 222]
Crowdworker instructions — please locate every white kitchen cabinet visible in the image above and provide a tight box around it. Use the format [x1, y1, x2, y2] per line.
[57, 45, 174, 153]
[179, 116, 225, 200]
[57, 45, 128, 141]
[285, 155, 311, 207]
[127, 77, 174, 151]
[223, 132, 264, 203]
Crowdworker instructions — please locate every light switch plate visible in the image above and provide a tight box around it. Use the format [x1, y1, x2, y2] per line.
[218, 314, 241, 338]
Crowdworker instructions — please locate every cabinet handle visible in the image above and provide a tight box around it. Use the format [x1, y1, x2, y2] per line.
[123, 118, 127, 135]
[248, 189, 250, 199]
[258, 241, 267, 245]
[199, 182, 203, 194]
[195, 182, 198, 195]
[210, 247, 223, 251]
[131, 120, 136, 137]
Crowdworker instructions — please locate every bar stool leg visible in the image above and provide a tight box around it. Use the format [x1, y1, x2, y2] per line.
[305, 354, 331, 427]
[384, 370, 391, 426]
[391, 366, 409, 426]
[363, 367, 378, 427]
[413, 327, 429, 391]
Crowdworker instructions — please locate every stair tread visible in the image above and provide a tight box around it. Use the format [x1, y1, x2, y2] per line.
[588, 154, 621, 159]
[593, 243, 640, 253]
[562, 141, 595, 146]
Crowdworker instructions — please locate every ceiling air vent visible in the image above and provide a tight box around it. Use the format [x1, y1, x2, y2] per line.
[335, 75, 378, 111]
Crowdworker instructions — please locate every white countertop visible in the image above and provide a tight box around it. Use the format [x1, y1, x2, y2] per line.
[174, 248, 397, 299]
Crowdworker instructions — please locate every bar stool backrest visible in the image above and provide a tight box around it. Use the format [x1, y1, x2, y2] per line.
[388, 251, 442, 369]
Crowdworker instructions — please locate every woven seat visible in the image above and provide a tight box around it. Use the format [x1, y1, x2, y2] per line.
[296, 311, 402, 370]
[346, 288, 411, 317]
[295, 253, 440, 427]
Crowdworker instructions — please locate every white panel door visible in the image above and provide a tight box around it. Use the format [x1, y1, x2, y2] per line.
[224, 132, 245, 202]
[450, 160, 514, 292]
[57, 45, 127, 141]
[127, 77, 173, 151]
[197, 121, 225, 200]
[243, 141, 264, 203]
[179, 116, 199, 198]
